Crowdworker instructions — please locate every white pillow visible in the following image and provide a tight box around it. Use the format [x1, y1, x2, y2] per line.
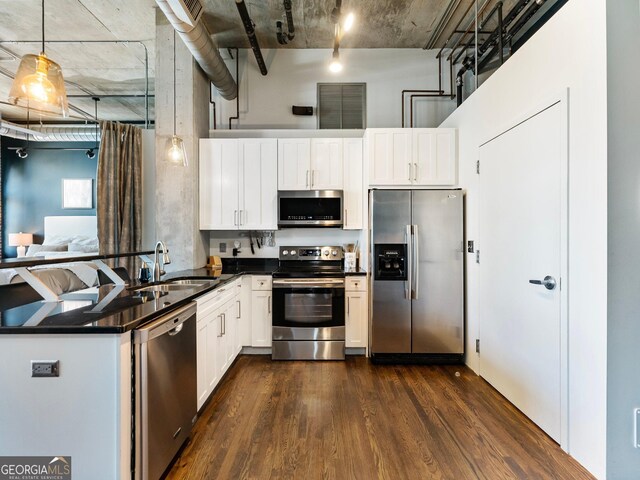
[26, 244, 68, 256]
[68, 243, 98, 253]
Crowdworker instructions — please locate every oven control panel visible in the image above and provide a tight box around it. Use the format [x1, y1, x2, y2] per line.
[279, 246, 343, 261]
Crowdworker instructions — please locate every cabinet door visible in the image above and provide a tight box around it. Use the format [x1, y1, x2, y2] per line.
[199, 139, 240, 229]
[278, 138, 311, 190]
[223, 299, 238, 367]
[343, 138, 363, 230]
[240, 139, 278, 229]
[196, 318, 208, 410]
[240, 276, 252, 346]
[311, 138, 343, 189]
[368, 129, 412, 186]
[215, 311, 228, 379]
[251, 290, 272, 347]
[413, 128, 457, 186]
[207, 311, 220, 393]
[346, 292, 368, 348]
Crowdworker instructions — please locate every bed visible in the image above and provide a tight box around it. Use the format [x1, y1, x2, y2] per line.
[0, 216, 100, 299]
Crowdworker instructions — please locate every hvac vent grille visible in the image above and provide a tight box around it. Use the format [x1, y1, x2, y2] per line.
[166, 0, 204, 25]
[317, 83, 366, 129]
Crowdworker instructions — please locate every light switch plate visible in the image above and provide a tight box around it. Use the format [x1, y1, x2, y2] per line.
[219, 242, 227, 253]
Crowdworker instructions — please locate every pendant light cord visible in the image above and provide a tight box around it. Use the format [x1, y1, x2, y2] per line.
[41, 0, 45, 54]
[173, 30, 176, 136]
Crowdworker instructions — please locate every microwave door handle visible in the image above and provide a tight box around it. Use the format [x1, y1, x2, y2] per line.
[405, 225, 412, 300]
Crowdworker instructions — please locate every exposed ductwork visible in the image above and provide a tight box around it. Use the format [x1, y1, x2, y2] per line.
[155, 0, 238, 100]
[1, 120, 98, 142]
[277, 0, 296, 45]
[235, 0, 268, 76]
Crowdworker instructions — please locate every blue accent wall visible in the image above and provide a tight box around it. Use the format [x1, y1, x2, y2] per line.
[1, 137, 98, 257]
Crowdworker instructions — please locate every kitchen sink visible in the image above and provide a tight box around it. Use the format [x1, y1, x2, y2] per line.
[168, 279, 207, 286]
[136, 283, 200, 293]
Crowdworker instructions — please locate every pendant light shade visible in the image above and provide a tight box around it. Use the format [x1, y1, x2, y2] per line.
[8, 1, 68, 117]
[166, 135, 188, 166]
[165, 30, 187, 167]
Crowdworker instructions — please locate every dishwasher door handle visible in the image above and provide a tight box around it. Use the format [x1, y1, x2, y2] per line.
[168, 323, 183, 336]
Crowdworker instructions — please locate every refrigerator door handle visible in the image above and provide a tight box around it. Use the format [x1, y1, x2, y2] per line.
[413, 224, 419, 300]
[405, 224, 412, 300]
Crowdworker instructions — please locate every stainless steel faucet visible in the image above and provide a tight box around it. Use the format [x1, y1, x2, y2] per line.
[153, 241, 171, 282]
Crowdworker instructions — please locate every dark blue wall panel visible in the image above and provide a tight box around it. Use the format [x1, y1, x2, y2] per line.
[1, 137, 98, 257]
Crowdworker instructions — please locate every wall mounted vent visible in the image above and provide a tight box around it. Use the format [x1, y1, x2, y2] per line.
[317, 83, 366, 129]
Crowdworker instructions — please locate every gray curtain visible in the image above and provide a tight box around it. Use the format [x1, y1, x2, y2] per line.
[97, 121, 142, 275]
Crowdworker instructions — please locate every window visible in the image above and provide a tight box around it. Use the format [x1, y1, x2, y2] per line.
[317, 83, 366, 129]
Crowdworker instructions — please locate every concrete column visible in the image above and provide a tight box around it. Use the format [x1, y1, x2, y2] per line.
[154, 9, 210, 270]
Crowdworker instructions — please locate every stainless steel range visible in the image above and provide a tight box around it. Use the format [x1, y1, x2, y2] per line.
[272, 246, 345, 360]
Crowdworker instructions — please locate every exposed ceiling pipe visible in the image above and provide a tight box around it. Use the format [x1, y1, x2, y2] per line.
[0, 120, 97, 142]
[235, 0, 268, 76]
[283, 0, 295, 41]
[155, 0, 238, 100]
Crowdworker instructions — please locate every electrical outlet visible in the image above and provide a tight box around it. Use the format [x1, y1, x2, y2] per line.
[467, 240, 475, 253]
[31, 360, 59, 378]
[219, 242, 227, 253]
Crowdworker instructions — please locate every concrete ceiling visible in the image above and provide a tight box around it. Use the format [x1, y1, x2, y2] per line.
[0, 0, 522, 123]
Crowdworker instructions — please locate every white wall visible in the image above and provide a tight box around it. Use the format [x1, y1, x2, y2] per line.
[212, 48, 455, 130]
[440, 1, 608, 478]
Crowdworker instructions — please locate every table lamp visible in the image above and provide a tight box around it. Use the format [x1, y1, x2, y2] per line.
[8, 232, 34, 258]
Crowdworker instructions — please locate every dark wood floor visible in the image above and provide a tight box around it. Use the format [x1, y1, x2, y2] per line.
[166, 355, 594, 480]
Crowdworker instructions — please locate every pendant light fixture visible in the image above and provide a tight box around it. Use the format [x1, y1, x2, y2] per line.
[166, 30, 188, 167]
[86, 97, 99, 159]
[9, 0, 68, 117]
[328, 0, 355, 73]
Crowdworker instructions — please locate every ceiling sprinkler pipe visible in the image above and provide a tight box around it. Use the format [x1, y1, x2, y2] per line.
[235, 0, 268, 76]
[156, 0, 238, 100]
[283, 0, 295, 41]
[276, 21, 288, 45]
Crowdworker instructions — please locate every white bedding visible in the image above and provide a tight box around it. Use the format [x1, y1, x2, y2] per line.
[0, 262, 98, 289]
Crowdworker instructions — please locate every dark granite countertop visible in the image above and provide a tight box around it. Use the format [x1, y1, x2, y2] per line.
[0, 273, 241, 334]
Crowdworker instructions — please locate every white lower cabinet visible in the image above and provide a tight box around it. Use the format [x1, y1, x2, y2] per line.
[251, 275, 272, 347]
[196, 280, 243, 411]
[345, 277, 368, 349]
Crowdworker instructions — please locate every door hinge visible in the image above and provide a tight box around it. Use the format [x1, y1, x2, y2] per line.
[476, 160, 480, 174]
[475, 250, 480, 264]
[475, 339, 480, 353]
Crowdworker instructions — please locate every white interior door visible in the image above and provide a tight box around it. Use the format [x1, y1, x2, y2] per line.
[479, 101, 567, 444]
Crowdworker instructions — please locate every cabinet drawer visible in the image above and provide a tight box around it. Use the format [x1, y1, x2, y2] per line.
[345, 277, 366, 292]
[197, 284, 236, 313]
[251, 275, 272, 291]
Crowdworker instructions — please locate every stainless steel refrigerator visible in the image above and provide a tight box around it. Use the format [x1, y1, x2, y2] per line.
[370, 189, 464, 362]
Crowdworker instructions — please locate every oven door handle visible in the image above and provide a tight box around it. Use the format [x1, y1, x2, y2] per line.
[272, 279, 345, 289]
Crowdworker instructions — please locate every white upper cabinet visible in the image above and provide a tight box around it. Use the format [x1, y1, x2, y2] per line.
[239, 139, 278, 230]
[310, 138, 344, 189]
[200, 138, 277, 230]
[199, 139, 239, 230]
[368, 128, 457, 186]
[413, 128, 457, 185]
[278, 138, 345, 190]
[368, 129, 412, 186]
[343, 138, 363, 230]
[278, 138, 311, 190]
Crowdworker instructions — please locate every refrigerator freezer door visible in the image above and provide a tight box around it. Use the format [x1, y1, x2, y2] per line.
[371, 190, 412, 353]
[411, 190, 464, 354]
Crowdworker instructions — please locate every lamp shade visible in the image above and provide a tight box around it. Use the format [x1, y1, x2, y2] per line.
[8, 232, 34, 247]
[9, 53, 69, 117]
[166, 135, 188, 167]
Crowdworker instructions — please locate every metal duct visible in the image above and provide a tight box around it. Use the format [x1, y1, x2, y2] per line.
[156, 0, 238, 100]
[235, 0, 268, 76]
[0, 121, 98, 142]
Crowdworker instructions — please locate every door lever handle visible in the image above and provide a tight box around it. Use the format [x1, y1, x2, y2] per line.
[529, 276, 557, 290]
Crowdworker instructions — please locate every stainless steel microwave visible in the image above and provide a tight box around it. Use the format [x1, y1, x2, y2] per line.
[277, 190, 343, 228]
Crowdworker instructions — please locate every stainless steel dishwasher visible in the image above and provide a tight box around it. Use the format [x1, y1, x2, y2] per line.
[134, 302, 197, 480]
